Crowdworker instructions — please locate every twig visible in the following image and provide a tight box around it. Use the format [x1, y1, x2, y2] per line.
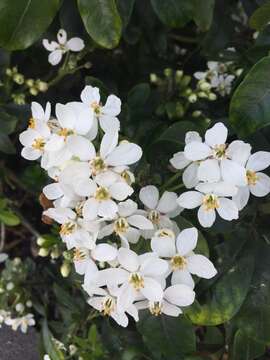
[13, 208, 41, 239]
[0, 223, 5, 251]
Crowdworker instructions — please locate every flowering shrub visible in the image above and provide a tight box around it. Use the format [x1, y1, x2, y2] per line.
[1, 1, 270, 359]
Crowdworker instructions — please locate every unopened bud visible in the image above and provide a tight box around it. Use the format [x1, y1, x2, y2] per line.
[199, 81, 211, 91]
[60, 261, 71, 277]
[6, 68, 12, 76]
[208, 93, 217, 101]
[13, 73, 24, 85]
[164, 68, 172, 77]
[192, 110, 202, 118]
[37, 237, 46, 246]
[36, 81, 48, 92]
[38, 248, 49, 257]
[29, 87, 38, 96]
[150, 73, 158, 83]
[188, 94, 197, 103]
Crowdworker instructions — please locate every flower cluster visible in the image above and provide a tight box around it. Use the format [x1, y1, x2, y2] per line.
[194, 61, 242, 97]
[171, 122, 270, 227]
[19, 86, 218, 327]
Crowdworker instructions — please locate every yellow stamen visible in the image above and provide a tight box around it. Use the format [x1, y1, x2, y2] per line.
[28, 117, 36, 129]
[149, 301, 162, 316]
[57, 128, 74, 138]
[202, 194, 219, 211]
[171, 255, 187, 271]
[129, 273, 144, 290]
[90, 156, 107, 175]
[32, 138, 45, 150]
[102, 296, 115, 316]
[94, 187, 110, 201]
[246, 170, 258, 186]
[73, 248, 87, 262]
[60, 222, 76, 235]
[213, 144, 227, 159]
[148, 210, 160, 225]
[114, 217, 129, 234]
[91, 101, 101, 115]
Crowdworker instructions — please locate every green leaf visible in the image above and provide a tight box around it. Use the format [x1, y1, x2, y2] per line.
[127, 83, 151, 108]
[0, 0, 60, 50]
[116, 0, 135, 28]
[137, 313, 195, 360]
[249, 1, 270, 31]
[187, 255, 254, 325]
[192, 0, 215, 31]
[0, 134, 15, 154]
[151, 0, 194, 28]
[229, 56, 270, 138]
[152, 121, 197, 147]
[78, 0, 122, 49]
[0, 209, 20, 226]
[42, 320, 65, 360]
[0, 111, 18, 134]
[232, 329, 265, 360]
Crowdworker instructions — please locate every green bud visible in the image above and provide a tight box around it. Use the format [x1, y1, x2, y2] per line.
[235, 68, 243, 77]
[181, 75, 191, 87]
[164, 68, 172, 77]
[36, 80, 48, 92]
[208, 93, 217, 101]
[13, 73, 24, 85]
[37, 237, 46, 246]
[38, 248, 49, 257]
[192, 110, 202, 118]
[199, 81, 211, 91]
[84, 62, 92, 69]
[26, 79, 34, 87]
[175, 70, 183, 79]
[188, 94, 197, 103]
[197, 91, 208, 98]
[175, 102, 185, 118]
[150, 73, 158, 84]
[60, 261, 71, 278]
[50, 247, 60, 259]
[29, 87, 38, 96]
[6, 68, 12, 77]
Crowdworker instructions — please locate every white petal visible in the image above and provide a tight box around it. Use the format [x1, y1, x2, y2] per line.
[102, 95, 121, 116]
[95, 171, 118, 188]
[187, 254, 217, 279]
[140, 277, 163, 301]
[42, 39, 58, 51]
[98, 223, 114, 239]
[118, 247, 139, 272]
[171, 269, 195, 289]
[151, 234, 176, 258]
[112, 311, 129, 327]
[98, 199, 118, 218]
[198, 206, 216, 227]
[75, 179, 96, 197]
[83, 198, 98, 220]
[184, 142, 211, 161]
[157, 191, 178, 214]
[221, 159, 247, 186]
[19, 129, 39, 146]
[95, 268, 129, 287]
[43, 183, 63, 200]
[247, 151, 270, 172]
[123, 228, 141, 244]
[140, 257, 168, 277]
[232, 186, 250, 210]
[99, 115, 120, 133]
[169, 152, 190, 169]
[44, 134, 64, 152]
[198, 159, 221, 183]
[205, 122, 228, 147]
[21, 147, 41, 160]
[100, 130, 119, 159]
[68, 102, 94, 135]
[196, 181, 238, 197]
[250, 173, 270, 197]
[177, 191, 203, 209]
[162, 301, 182, 316]
[176, 228, 198, 256]
[118, 199, 137, 217]
[55, 103, 74, 129]
[110, 182, 133, 201]
[66, 37, 85, 51]
[31, 102, 44, 120]
[227, 140, 251, 165]
[117, 283, 136, 312]
[80, 86, 100, 105]
[139, 185, 159, 209]
[183, 163, 199, 189]
[66, 135, 95, 161]
[48, 49, 63, 65]
[106, 143, 142, 166]
[57, 29, 67, 44]
[92, 244, 118, 262]
[164, 284, 195, 306]
[185, 131, 202, 144]
[217, 198, 239, 220]
[128, 215, 153, 230]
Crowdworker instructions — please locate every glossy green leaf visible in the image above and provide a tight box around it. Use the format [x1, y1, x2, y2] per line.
[116, 0, 135, 28]
[192, 0, 215, 31]
[78, 0, 122, 49]
[229, 56, 270, 138]
[232, 329, 265, 360]
[137, 313, 195, 360]
[151, 0, 194, 28]
[0, 209, 20, 226]
[42, 320, 65, 360]
[127, 83, 151, 108]
[249, 1, 270, 31]
[187, 255, 254, 325]
[152, 121, 197, 147]
[0, 111, 18, 134]
[0, 0, 60, 50]
[0, 134, 16, 154]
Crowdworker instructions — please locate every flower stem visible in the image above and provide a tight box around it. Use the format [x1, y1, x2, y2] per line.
[160, 172, 182, 192]
[166, 183, 185, 192]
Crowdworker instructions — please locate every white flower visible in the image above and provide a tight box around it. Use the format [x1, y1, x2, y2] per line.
[98, 199, 153, 246]
[177, 182, 239, 227]
[184, 122, 250, 186]
[80, 85, 121, 138]
[151, 227, 217, 288]
[233, 151, 270, 210]
[44, 355, 51, 360]
[43, 29, 85, 66]
[20, 102, 51, 161]
[94, 248, 168, 312]
[211, 74, 235, 96]
[5, 313, 35, 333]
[139, 185, 181, 238]
[135, 284, 195, 317]
[88, 286, 138, 327]
[0, 253, 8, 263]
[82, 172, 134, 220]
[170, 131, 202, 188]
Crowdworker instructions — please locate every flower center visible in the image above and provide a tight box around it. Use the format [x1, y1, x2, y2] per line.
[171, 255, 187, 271]
[114, 217, 129, 234]
[75, 201, 85, 217]
[156, 228, 175, 238]
[213, 144, 227, 159]
[73, 248, 87, 261]
[121, 170, 134, 185]
[149, 301, 162, 316]
[129, 273, 144, 290]
[57, 128, 74, 138]
[148, 210, 160, 225]
[91, 101, 101, 115]
[90, 156, 107, 175]
[102, 296, 115, 316]
[94, 187, 110, 201]
[28, 117, 36, 129]
[202, 194, 219, 211]
[32, 138, 45, 150]
[60, 222, 76, 235]
[246, 170, 258, 186]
